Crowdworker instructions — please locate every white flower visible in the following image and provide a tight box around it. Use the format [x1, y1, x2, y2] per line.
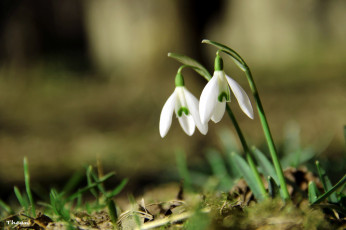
[159, 80, 208, 138]
[199, 55, 254, 124]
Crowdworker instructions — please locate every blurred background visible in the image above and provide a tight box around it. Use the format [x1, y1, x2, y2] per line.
[0, 0, 345, 199]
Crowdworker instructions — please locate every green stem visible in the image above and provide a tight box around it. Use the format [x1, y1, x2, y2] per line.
[24, 157, 36, 217]
[106, 199, 118, 223]
[243, 69, 290, 200]
[202, 39, 290, 200]
[225, 105, 268, 199]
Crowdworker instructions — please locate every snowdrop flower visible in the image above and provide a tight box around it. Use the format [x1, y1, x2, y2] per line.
[160, 72, 208, 138]
[199, 54, 254, 124]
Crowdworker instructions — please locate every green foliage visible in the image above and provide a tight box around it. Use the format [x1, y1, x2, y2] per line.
[0, 199, 13, 215]
[267, 176, 279, 198]
[217, 129, 241, 154]
[202, 39, 247, 71]
[168, 53, 212, 81]
[206, 149, 234, 191]
[308, 181, 320, 203]
[252, 146, 278, 184]
[280, 122, 317, 168]
[311, 171, 346, 205]
[184, 208, 210, 230]
[8, 158, 128, 226]
[316, 161, 338, 203]
[176, 150, 192, 192]
[23, 157, 36, 217]
[228, 152, 263, 200]
[308, 161, 346, 218]
[49, 188, 70, 221]
[14, 186, 29, 213]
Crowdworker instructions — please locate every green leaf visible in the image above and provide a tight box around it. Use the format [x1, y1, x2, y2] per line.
[107, 199, 118, 223]
[50, 189, 70, 221]
[62, 171, 84, 196]
[0, 199, 12, 214]
[206, 149, 233, 191]
[252, 146, 278, 184]
[23, 157, 36, 217]
[185, 208, 210, 230]
[316, 161, 338, 203]
[14, 186, 28, 211]
[67, 172, 115, 202]
[312, 174, 346, 205]
[86, 166, 99, 198]
[201, 39, 247, 71]
[308, 181, 320, 203]
[228, 152, 262, 200]
[176, 150, 192, 191]
[267, 176, 279, 198]
[49, 189, 60, 216]
[218, 129, 240, 154]
[107, 178, 129, 198]
[168, 52, 212, 81]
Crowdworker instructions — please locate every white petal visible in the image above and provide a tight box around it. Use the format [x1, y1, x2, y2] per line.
[225, 75, 254, 119]
[211, 101, 226, 123]
[199, 75, 219, 124]
[178, 115, 195, 136]
[184, 88, 208, 135]
[159, 92, 176, 137]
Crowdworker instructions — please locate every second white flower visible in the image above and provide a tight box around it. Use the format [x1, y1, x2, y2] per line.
[199, 55, 254, 124]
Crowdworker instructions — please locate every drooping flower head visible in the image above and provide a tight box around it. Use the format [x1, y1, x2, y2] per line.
[159, 71, 208, 138]
[199, 54, 254, 124]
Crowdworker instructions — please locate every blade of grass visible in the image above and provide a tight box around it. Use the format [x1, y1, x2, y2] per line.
[14, 186, 28, 213]
[67, 172, 115, 201]
[91, 171, 107, 195]
[308, 181, 320, 203]
[176, 150, 192, 192]
[107, 178, 128, 198]
[206, 149, 233, 191]
[76, 193, 82, 209]
[23, 157, 35, 217]
[36, 201, 53, 209]
[315, 161, 338, 203]
[107, 199, 118, 223]
[49, 189, 60, 216]
[62, 171, 84, 196]
[218, 129, 240, 154]
[267, 176, 278, 198]
[86, 166, 99, 199]
[50, 189, 70, 221]
[228, 152, 263, 200]
[0, 199, 13, 214]
[252, 146, 278, 184]
[312, 174, 346, 205]
[106, 178, 128, 223]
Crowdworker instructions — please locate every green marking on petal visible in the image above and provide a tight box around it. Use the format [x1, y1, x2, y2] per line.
[177, 107, 189, 117]
[218, 92, 229, 102]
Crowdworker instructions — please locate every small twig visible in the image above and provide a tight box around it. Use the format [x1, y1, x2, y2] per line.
[134, 208, 210, 230]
